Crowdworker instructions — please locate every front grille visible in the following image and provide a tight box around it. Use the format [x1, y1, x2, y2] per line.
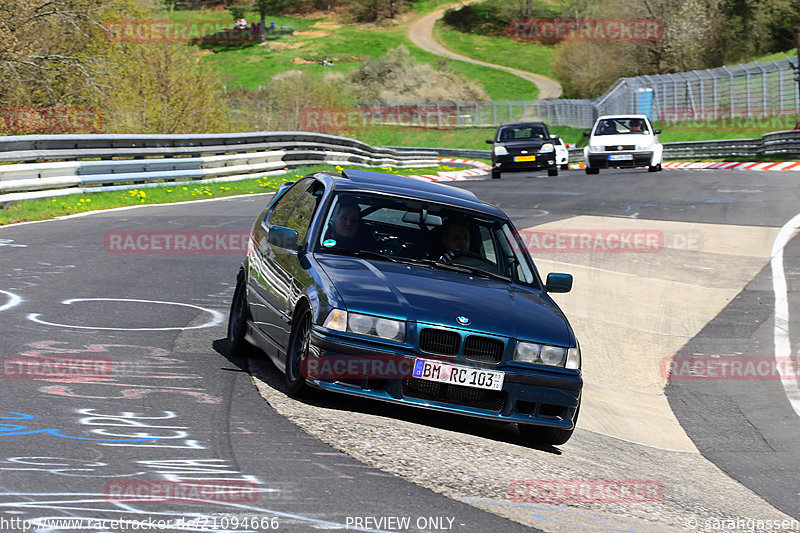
[419, 328, 460, 356]
[464, 335, 504, 363]
[402, 378, 506, 411]
[604, 145, 635, 151]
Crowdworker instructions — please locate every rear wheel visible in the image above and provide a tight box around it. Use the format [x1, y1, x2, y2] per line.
[284, 306, 311, 397]
[227, 275, 251, 356]
[586, 167, 599, 175]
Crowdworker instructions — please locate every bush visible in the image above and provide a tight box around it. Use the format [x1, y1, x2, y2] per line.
[348, 46, 488, 102]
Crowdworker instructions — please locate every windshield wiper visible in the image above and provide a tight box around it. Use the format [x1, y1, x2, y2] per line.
[430, 260, 511, 282]
[320, 248, 401, 263]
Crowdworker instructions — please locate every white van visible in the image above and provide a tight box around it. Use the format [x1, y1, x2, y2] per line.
[583, 115, 662, 174]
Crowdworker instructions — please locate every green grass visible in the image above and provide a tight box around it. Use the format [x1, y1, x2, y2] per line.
[740, 49, 796, 64]
[159, 9, 537, 100]
[433, 22, 555, 81]
[0, 164, 460, 225]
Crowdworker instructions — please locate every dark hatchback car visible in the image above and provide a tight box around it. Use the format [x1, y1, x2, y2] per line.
[487, 121, 560, 179]
[228, 169, 582, 445]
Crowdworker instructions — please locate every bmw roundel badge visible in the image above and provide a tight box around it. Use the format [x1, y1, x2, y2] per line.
[456, 316, 470, 326]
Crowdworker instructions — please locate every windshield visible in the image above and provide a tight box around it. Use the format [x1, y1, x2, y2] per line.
[593, 117, 650, 135]
[315, 192, 539, 286]
[496, 125, 548, 142]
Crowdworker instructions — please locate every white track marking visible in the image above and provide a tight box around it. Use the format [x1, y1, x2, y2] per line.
[27, 298, 224, 331]
[771, 213, 800, 417]
[0, 289, 22, 312]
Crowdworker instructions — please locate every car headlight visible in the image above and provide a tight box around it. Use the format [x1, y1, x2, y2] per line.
[540, 143, 554, 152]
[323, 309, 405, 342]
[494, 145, 508, 156]
[589, 145, 603, 153]
[514, 341, 580, 369]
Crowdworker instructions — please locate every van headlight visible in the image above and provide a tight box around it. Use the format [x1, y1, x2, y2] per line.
[323, 309, 405, 342]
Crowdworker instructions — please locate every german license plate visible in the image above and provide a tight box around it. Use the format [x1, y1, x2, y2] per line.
[514, 155, 536, 162]
[608, 154, 633, 161]
[412, 358, 504, 391]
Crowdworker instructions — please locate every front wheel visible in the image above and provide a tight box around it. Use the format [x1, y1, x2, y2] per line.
[585, 167, 599, 175]
[518, 404, 580, 446]
[227, 276, 251, 356]
[284, 307, 311, 396]
[548, 168, 558, 177]
[491, 170, 501, 179]
[648, 163, 662, 172]
[560, 164, 569, 171]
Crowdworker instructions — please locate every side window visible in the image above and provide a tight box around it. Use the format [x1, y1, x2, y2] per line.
[268, 180, 309, 226]
[285, 186, 322, 244]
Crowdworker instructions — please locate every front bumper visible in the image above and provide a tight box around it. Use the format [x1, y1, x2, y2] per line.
[588, 151, 654, 169]
[493, 153, 557, 173]
[306, 327, 582, 429]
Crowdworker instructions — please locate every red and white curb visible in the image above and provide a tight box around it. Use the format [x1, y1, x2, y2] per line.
[403, 158, 491, 182]
[664, 161, 800, 171]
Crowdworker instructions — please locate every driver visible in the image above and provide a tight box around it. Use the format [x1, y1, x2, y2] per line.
[441, 216, 471, 254]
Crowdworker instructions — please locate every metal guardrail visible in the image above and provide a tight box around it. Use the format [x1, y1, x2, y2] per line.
[390, 129, 800, 162]
[359, 57, 800, 129]
[0, 132, 441, 205]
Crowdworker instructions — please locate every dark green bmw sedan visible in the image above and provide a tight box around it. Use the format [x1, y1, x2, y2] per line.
[228, 169, 582, 445]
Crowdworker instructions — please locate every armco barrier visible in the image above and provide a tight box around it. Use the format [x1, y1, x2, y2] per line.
[0, 132, 441, 205]
[391, 129, 800, 162]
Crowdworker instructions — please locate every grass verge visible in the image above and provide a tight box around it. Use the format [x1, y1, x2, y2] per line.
[0, 164, 463, 226]
[433, 22, 555, 80]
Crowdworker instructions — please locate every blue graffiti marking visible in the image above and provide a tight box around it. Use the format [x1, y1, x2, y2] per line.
[0, 412, 159, 442]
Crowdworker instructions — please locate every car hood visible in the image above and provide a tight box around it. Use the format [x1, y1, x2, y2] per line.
[498, 139, 548, 153]
[315, 255, 572, 346]
[591, 133, 657, 147]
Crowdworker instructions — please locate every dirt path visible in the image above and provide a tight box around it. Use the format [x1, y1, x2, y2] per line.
[407, 3, 563, 100]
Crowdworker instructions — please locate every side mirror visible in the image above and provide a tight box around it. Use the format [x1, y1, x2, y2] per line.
[545, 273, 572, 293]
[268, 225, 300, 250]
[485, 139, 494, 144]
[583, 130, 591, 137]
[653, 129, 661, 134]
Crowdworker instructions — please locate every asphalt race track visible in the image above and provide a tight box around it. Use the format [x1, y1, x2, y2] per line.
[0, 166, 799, 532]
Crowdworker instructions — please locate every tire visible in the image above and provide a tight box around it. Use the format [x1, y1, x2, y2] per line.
[227, 275, 251, 356]
[491, 170, 501, 179]
[560, 164, 569, 171]
[284, 306, 311, 397]
[518, 404, 580, 446]
[586, 167, 599, 175]
[548, 168, 558, 177]
[648, 163, 662, 172]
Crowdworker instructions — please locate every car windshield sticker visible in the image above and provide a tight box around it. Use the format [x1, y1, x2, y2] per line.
[323, 239, 337, 247]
